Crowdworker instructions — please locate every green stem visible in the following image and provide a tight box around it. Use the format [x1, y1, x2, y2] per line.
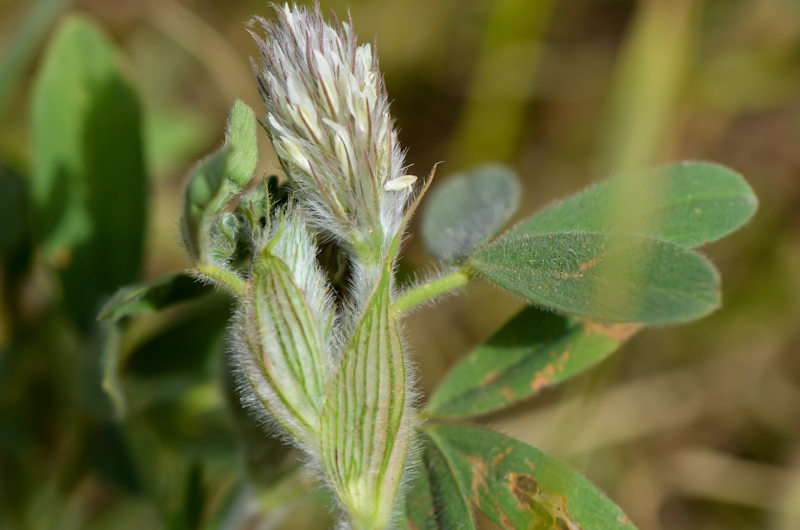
[392, 269, 471, 315]
[196, 264, 245, 297]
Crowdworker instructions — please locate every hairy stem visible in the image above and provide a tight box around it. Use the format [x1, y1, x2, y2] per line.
[392, 269, 471, 315]
[196, 264, 245, 297]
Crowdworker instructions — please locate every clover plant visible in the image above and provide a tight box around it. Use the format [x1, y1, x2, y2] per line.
[26, 4, 756, 530]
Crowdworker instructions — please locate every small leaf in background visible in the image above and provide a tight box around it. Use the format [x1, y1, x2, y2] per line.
[404, 431, 475, 530]
[180, 100, 259, 265]
[224, 100, 258, 190]
[88, 421, 143, 495]
[102, 320, 126, 419]
[144, 109, 211, 177]
[0, 166, 32, 273]
[98, 273, 210, 322]
[125, 295, 231, 378]
[426, 424, 638, 530]
[469, 232, 720, 323]
[0, 0, 71, 114]
[182, 148, 230, 263]
[30, 16, 147, 329]
[426, 306, 640, 418]
[422, 164, 520, 261]
[512, 162, 757, 248]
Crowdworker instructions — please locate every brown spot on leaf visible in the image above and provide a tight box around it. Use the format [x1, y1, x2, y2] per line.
[508, 472, 582, 530]
[530, 351, 570, 391]
[492, 446, 514, 468]
[500, 386, 516, 402]
[580, 319, 642, 343]
[466, 455, 490, 505]
[579, 254, 606, 272]
[481, 370, 502, 386]
[530, 372, 551, 392]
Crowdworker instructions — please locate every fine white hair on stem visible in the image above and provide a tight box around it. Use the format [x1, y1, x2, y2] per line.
[394, 264, 468, 314]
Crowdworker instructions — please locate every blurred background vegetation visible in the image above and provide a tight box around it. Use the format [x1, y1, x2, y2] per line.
[2, 0, 800, 529]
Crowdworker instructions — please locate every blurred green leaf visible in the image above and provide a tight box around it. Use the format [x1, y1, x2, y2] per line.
[88, 421, 143, 495]
[222, 350, 296, 489]
[121, 416, 211, 530]
[98, 273, 209, 322]
[126, 294, 231, 378]
[469, 232, 720, 323]
[422, 164, 520, 261]
[0, 166, 32, 275]
[102, 320, 126, 419]
[30, 16, 147, 329]
[144, 109, 210, 176]
[404, 431, 475, 530]
[0, 166, 27, 255]
[426, 306, 639, 418]
[181, 100, 258, 264]
[0, 0, 72, 114]
[426, 424, 638, 530]
[511, 162, 757, 248]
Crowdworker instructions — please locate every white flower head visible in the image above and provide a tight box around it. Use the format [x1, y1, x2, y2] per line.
[250, 3, 415, 256]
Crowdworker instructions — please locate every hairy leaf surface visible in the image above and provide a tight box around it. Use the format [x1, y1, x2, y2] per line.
[181, 100, 258, 264]
[427, 424, 638, 530]
[512, 162, 757, 248]
[427, 306, 640, 418]
[469, 232, 720, 323]
[404, 431, 475, 530]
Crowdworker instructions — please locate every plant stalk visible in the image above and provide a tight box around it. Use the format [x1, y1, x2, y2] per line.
[196, 264, 245, 297]
[392, 269, 471, 315]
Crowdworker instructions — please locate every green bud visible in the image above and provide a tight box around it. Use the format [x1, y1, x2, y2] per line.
[234, 208, 333, 448]
[320, 266, 412, 530]
[209, 212, 240, 264]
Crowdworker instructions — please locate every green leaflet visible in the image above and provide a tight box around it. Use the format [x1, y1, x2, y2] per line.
[422, 165, 520, 261]
[427, 424, 638, 530]
[31, 16, 146, 329]
[98, 273, 210, 322]
[426, 306, 640, 418]
[404, 431, 475, 530]
[511, 162, 757, 248]
[181, 100, 258, 265]
[320, 266, 411, 529]
[224, 100, 259, 189]
[469, 232, 721, 324]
